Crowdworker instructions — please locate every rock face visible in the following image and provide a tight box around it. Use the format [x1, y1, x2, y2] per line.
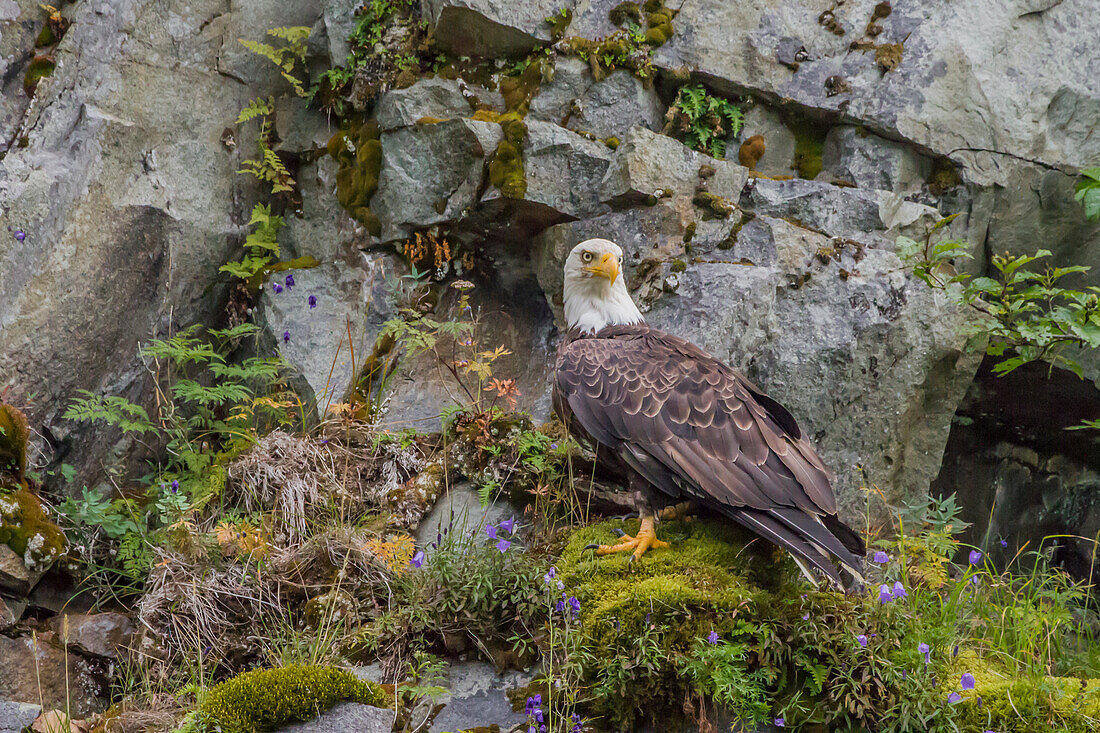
[275, 702, 393, 733]
[2, 0, 1096, 530]
[47, 612, 135, 660]
[0, 634, 107, 718]
[0, 701, 41, 733]
[426, 661, 532, 733]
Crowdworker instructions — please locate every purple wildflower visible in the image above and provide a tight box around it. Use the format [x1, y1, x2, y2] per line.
[282, 330, 290, 343]
[857, 634, 868, 648]
[410, 551, 425, 568]
[948, 692, 962, 704]
[969, 549, 983, 565]
[550, 443, 558, 450]
[707, 630, 719, 644]
[774, 719, 785, 728]
[534, 709, 544, 723]
[568, 596, 581, 617]
[485, 524, 498, 539]
[14, 230, 25, 242]
[873, 550, 889, 564]
[961, 672, 975, 690]
[525, 695, 542, 714]
[285, 274, 295, 288]
[918, 642, 931, 664]
[308, 295, 317, 309]
[272, 283, 283, 294]
[499, 516, 516, 534]
[953, 644, 959, 658]
[496, 538, 511, 553]
[802, 613, 810, 620]
[999, 538, 1008, 549]
[893, 580, 908, 599]
[878, 583, 893, 603]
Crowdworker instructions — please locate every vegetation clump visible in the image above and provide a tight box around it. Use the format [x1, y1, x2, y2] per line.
[0, 403, 30, 485]
[329, 119, 384, 235]
[0, 486, 66, 571]
[489, 115, 529, 199]
[200, 665, 390, 733]
[663, 85, 743, 159]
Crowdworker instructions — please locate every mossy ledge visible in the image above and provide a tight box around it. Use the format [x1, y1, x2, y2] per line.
[328, 119, 383, 236]
[199, 665, 391, 733]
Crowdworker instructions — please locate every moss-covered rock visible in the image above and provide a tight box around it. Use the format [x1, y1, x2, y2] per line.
[199, 665, 391, 733]
[0, 404, 29, 485]
[489, 115, 529, 199]
[0, 487, 66, 571]
[329, 120, 383, 236]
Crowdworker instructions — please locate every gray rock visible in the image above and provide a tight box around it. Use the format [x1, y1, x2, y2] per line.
[260, 256, 398, 419]
[0, 544, 42, 596]
[373, 118, 501, 242]
[599, 126, 750, 205]
[276, 702, 394, 733]
[821, 126, 932, 195]
[47, 612, 134, 660]
[0, 634, 107, 718]
[322, 0, 359, 65]
[736, 105, 797, 177]
[528, 56, 664, 140]
[743, 176, 940, 241]
[274, 95, 335, 154]
[376, 77, 500, 131]
[537, 207, 980, 517]
[423, 0, 567, 56]
[0, 0, 39, 155]
[415, 482, 519, 550]
[280, 155, 362, 264]
[0, 596, 17, 630]
[0, 701, 41, 733]
[482, 120, 614, 222]
[427, 661, 533, 733]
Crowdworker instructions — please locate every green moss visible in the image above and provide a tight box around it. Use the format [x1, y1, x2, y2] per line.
[609, 1, 642, 26]
[0, 487, 66, 571]
[644, 12, 673, 46]
[601, 136, 620, 150]
[669, 258, 687, 273]
[928, 157, 962, 195]
[200, 665, 391, 733]
[682, 222, 696, 243]
[0, 404, 29, 485]
[23, 55, 55, 96]
[875, 42, 904, 72]
[499, 59, 545, 117]
[35, 24, 56, 48]
[489, 115, 529, 199]
[691, 191, 736, 219]
[957, 673, 1100, 733]
[329, 120, 383, 234]
[789, 118, 828, 180]
[545, 8, 573, 41]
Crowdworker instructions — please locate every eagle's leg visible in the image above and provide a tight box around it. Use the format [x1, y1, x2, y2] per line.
[658, 501, 696, 522]
[591, 514, 670, 561]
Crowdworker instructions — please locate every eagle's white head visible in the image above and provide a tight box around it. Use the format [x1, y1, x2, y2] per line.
[562, 238, 644, 334]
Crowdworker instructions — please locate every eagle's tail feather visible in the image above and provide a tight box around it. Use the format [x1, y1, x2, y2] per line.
[731, 509, 846, 590]
[771, 508, 866, 586]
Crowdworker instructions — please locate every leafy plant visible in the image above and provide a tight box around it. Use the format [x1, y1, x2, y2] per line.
[1075, 167, 1100, 221]
[239, 27, 311, 96]
[898, 216, 1100, 377]
[220, 203, 285, 283]
[665, 85, 743, 158]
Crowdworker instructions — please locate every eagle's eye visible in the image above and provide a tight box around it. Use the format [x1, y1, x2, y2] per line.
[581, 251, 593, 262]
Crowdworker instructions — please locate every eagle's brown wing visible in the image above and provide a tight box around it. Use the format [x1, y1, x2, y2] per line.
[553, 325, 864, 586]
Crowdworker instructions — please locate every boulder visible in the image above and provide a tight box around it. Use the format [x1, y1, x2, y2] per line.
[736, 105, 797, 178]
[599, 126, 750, 205]
[821, 125, 931, 195]
[415, 482, 519, 550]
[427, 661, 533, 733]
[47, 612, 134, 660]
[0, 635, 107, 718]
[423, 0, 568, 57]
[372, 118, 502, 242]
[528, 56, 664, 140]
[375, 77, 501, 131]
[0, 596, 18, 629]
[0, 701, 41, 733]
[482, 119, 614, 224]
[275, 702, 393, 733]
[0, 542, 42, 596]
[260, 256, 398, 419]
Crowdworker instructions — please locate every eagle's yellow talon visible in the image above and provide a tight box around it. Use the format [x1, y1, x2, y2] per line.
[593, 516, 669, 561]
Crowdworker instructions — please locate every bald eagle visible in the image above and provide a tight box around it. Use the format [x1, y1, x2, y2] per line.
[553, 238, 865, 589]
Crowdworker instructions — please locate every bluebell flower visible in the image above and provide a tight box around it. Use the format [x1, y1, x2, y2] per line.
[878, 583, 893, 603]
[707, 630, 719, 644]
[892, 580, 908, 599]
[272, 283, 283, 294]
[485, 524, 498, 539]
[802, 613, 810, 620]
[499, 516, 516, 534]
[774, 719, 785, 728]
[308, 295, 317, 309]
[999, 538, 1008, 549]
[969, 549, 982, 565]
[14, 230, 25, 242]
[961, 672, 975, 690]
[873, 550, 889, 564]
[857, 634, 867, 648]
[948, 692, 962, 704]
[410, 551, 425, 568]
[285, 274, 295, 288]
[918, 642, 931, 664]
[496, 538, 512, 553]
[171, 480, 179, 491]
[283, 330, 290, 343]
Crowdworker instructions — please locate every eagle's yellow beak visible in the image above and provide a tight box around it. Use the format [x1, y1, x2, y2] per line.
[584, 252, 619, 285]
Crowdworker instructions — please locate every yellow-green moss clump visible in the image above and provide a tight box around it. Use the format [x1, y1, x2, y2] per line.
[23, 55, 55, 96]
[200, 665, 391, 733]
[789, 118, 828, 180]
[328, 120, 383, 236]
[0, 487, 67, 571]
[0, 404, 29, 485]
[609, 1, 642, 26]
[545, 8, 573, 41]
[928, 156, 962, 195]
[691, 191, 736, 219]
[489, 114, 529, 200]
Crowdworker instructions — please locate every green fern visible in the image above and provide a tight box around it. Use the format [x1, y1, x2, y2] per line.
[239, 26, 310, 96]
[668, 84, 743, 159]
[237, 96, 273, 125]
[63, 391, 156, 436]
[220, 203, 285, 283]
